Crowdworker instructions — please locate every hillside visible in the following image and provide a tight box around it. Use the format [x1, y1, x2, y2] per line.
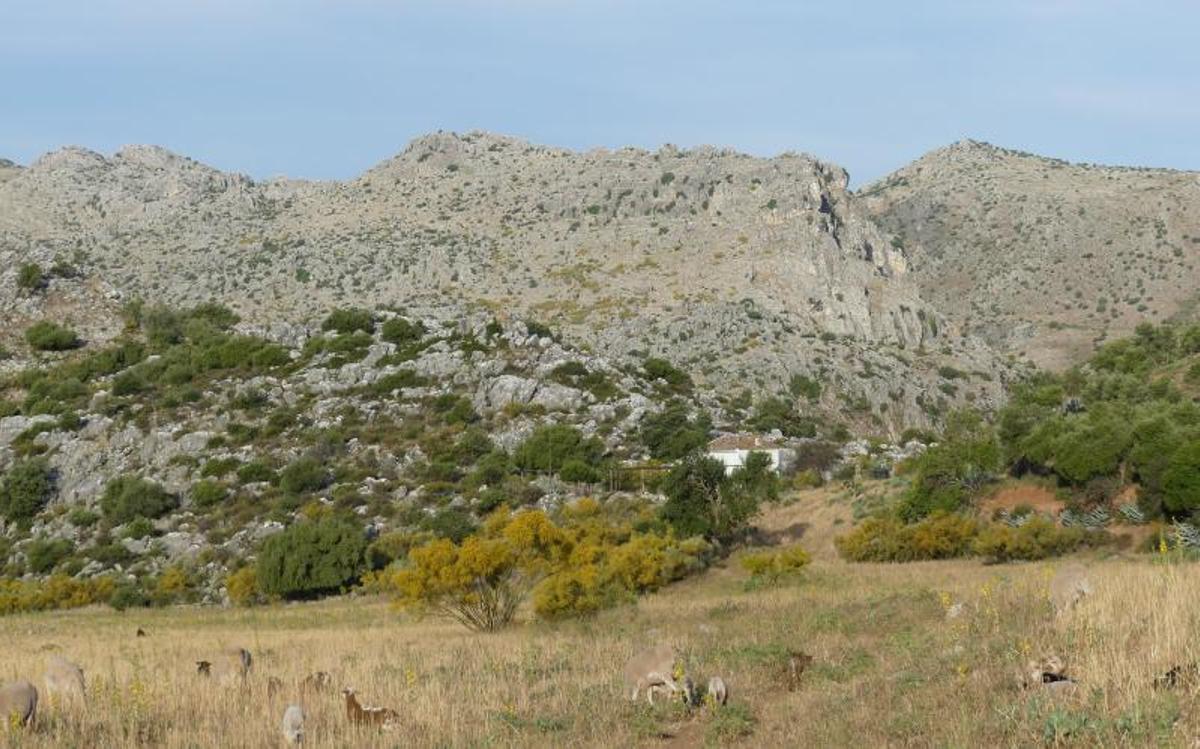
[861, 140, 1200, 370]
[0, 133, 1014, 431]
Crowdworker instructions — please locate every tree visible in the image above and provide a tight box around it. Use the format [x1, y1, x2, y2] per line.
[256, 518, 368, 599]
[640, 400, 712, 460]
[899, 410, 1000, 522]
[659, 454, 764, 541]
[386, 511, 567, 631]
[0, 459, 53, 522]
[1163, 441, 1200, 516]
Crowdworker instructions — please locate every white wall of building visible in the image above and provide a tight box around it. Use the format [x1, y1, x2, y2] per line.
[707, 448, 789, 475]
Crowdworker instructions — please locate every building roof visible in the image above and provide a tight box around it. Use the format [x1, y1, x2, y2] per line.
[707, 433, 784, 451]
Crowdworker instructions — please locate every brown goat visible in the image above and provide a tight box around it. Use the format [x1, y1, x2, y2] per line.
[342, 688, 400, 730]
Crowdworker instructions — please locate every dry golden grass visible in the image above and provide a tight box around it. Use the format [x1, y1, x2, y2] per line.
[3, 492, 1200, 747]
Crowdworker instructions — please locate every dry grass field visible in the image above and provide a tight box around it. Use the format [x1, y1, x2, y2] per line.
[4, 489, 1200, 748]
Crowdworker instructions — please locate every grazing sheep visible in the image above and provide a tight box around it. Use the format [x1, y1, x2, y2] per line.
[281, 704, 305, 745]
[196, 647, 253, 687]
[623, 643, 682, 704]
[1049, 563, 1092, 615]
[300, 671, 333, 695]
[706, 676, 728, 707]
[341, 688, 400, 730]
[0, 680, 38, 728]
[43, 655, 86, 705]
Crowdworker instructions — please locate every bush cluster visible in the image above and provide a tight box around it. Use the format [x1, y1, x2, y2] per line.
[835, 512, 1101, 563]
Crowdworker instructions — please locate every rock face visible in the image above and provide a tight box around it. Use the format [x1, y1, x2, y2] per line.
[0, 131, 1014, 429]
[860, 140, 1200, 370]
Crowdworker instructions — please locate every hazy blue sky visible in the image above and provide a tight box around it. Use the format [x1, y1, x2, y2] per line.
[2, 1, 1196, 185]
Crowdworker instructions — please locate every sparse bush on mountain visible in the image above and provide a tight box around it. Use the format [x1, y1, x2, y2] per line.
[513, 424, 604, 474]
[100, 476, 176, 523]
[17, 262, 45, 293]
[381, 316, 424, 345]
[0, 459, 53, 522]
[279, 457, 330, 495]
[322, 308, 376, 335]
[25, 321, 81, 351]
[642, 357, 692, 394]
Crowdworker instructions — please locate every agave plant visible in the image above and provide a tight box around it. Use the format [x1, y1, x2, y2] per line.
[1172, 521, 1200, 550]
[1118, 503, 1146, 525]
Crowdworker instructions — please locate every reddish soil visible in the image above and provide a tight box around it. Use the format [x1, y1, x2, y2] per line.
[979, 483, 1065, 517]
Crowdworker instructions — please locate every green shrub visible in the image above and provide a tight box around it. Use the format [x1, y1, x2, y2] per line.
[0, 459, 54, 521]
[256, 518, 368, 599]
[17, 263, 45, 293]
[279, 457, 330, 494]
[513, 424, 603, 472]
[108, 582, 151, 611]
[201, 457, 241, 478]
[237, 461, 277, 485]
[381, 317, 425, 345]
[740, 543, 811, 584]
[835, 513, 979, 562]
[25, 321, 81, 351]
[788, 374, 823, 402]
[643, 357, 692, 394]
[99, 476, 176, 523]
[559, 459, 601, 484]
[972, 516, 1095, 562]
[67, 508, 99, 528]
[748, 396, 817, 438]
[322, 308, 375, 335]
[370, 369, 428, 395]
[191, 479, 228, 508]
[422, 508, 478, 543]
[122, 516, 158, 540]
[25, 538, 73, 574]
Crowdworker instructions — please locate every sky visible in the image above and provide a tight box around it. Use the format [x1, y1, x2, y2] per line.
[2, 0, 1197, 186]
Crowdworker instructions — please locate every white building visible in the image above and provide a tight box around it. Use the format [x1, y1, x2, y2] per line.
[706, 434, 794, 476]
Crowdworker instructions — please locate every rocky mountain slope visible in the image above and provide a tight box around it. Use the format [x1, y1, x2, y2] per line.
[0, 132, 1014, 431]
[861, 140, 1200, 370]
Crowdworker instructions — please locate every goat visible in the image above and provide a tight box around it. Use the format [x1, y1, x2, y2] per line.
[623, 643, 682, 704]
[342, 688, 400, 730]
[781, 651, 813, 691]
[300, 671, 333, 695]
[43, 655, 86, 705]
[1049, 563, 1092, 616]
[281, 704, 305, 745]
[196, 647, 253, 687]
[0, 680, 38, 729]
[706, 676, 728, 707]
